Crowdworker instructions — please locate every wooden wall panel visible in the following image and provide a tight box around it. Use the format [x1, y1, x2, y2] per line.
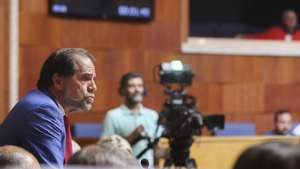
[254, 114, 274, 134]
[182, 55, 264, 83]
[263, 57, 300, 84]
[20, 0, 48, 14]
[0, 0, 9, 121]
[265, 84, 300, 113]
[222, 84, 264, 113]
[19, 46, 56, 96]
[19, 0, 300, 134]
[188, 83, 223, 113]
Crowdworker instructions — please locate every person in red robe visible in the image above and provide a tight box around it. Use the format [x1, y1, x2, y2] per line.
[238, 9, 300, 41]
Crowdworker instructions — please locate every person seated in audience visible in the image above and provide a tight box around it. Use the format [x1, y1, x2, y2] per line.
[0, 145, 40, 169]
[233, 141, 300, 169]
[67, 143, 139, 167]
[237, 9, 300, 41]
[264, 109, 293, 135]
[98, 134, 133, 155]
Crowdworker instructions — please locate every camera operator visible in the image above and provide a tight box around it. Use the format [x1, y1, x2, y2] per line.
[102, 72, 160, 167]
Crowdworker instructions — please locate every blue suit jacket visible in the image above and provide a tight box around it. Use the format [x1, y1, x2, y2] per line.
[0, 89, 65, 168]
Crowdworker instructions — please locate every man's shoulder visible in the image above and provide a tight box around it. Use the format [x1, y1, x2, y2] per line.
[106, 105, 124, 117]
[142, 107, 157, 114]
[0, 90, 64, 140]
[293, 29, 300, 38]
[11, 89, 61, 119]
[106, 105, 158, 117]
[22, 89, 54, 102]
[142, 106, 158, 119]
[17, 89, 57, 109]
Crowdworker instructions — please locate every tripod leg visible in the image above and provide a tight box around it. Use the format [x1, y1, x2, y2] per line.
[185, 158, 197, 169]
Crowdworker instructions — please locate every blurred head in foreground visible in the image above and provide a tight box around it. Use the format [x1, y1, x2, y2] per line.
[233, 142, 300, 169]
[68, 143, 139, 167]
[98, 134, 133, 155]
[0, 145, 40, 169]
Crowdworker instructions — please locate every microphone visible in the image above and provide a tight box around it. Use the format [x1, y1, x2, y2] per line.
[141, 158, 149, 169]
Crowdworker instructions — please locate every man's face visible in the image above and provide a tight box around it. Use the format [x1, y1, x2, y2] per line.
[283, 11, 298, 30]
[124, 77, 144, 103]
[275, 113, 293, 135]
[62, 55, 97, 112]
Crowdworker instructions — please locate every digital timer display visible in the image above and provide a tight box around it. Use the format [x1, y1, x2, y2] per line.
[49, 0, 154, 22]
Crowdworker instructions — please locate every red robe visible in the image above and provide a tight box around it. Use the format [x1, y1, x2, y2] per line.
[242, 26, 300, 40]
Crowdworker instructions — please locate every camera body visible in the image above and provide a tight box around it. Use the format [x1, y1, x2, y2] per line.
[157, 61, 224, 139]
[160, 88, 203, 139]
[156, 60, 204, 167]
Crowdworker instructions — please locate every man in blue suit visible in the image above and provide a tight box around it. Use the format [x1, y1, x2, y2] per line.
[0, 48, 97, 168]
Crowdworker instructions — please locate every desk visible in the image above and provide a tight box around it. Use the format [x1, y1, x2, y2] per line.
[188, 136, 300, 169]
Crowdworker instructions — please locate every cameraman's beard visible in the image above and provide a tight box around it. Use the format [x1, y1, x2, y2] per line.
[127, 93, 143, 105]
[132, 94, 143, 102]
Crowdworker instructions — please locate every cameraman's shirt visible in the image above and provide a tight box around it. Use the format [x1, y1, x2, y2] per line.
[102, 104, 160, 166]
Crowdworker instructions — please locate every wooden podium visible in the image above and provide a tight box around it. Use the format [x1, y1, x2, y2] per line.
[185, 136, 299, 169]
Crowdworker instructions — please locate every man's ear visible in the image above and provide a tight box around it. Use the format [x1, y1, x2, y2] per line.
[118, 87, 125, 96]
[52, 73, 65, 90]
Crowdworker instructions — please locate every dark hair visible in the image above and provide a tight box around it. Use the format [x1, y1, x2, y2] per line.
[37, 48, 95, 90]
[274, 109, 291, 122]
[233, 142, 300, 169]
[118, 72, 144, 95]
[68, 144, 139, 167]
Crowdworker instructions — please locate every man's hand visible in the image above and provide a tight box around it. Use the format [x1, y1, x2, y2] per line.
[126, 125, 145, 145]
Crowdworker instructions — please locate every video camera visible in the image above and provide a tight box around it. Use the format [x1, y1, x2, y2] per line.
[157, 60, 224, 138]
[155, 60, 225, 168]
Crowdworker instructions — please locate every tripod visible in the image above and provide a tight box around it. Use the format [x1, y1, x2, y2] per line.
[163, 137, 197, 169]
[136, 135, 197, 169]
